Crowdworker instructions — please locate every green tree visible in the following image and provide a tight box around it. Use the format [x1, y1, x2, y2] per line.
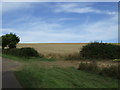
[0, 37, 2, 46]
[1, 33, 20, 49]
[1, 35, 8, 49]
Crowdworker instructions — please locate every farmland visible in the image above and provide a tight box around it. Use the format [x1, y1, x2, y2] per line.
[2, 2, 119, 88]
[2, 43, 119, 88]
[17, 43, 87, 55]
[17, 43, 119, 55]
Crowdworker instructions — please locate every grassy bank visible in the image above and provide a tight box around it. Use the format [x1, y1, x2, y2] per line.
[2, 54, 119, 88]
[2, 54, 56, 62]
[15, 66, 119, 88]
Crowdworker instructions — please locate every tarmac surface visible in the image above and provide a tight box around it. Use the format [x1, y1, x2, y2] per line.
[2, 58, 22, 88]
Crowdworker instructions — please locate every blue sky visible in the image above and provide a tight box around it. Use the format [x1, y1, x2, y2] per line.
[1, 2, 118, 43]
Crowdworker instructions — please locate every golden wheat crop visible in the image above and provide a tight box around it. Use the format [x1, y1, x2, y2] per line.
[17, 43, 87, 55]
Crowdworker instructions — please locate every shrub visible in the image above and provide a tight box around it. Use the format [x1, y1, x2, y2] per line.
[78, 61, 120, 79]
[78, 61, 98, 72]
[2, 48, 20, 56]
[80, 42, 120, 59]
[19, 47, 39, 57]
[3, 47, 40, 58]
[99, 64, 120, 79]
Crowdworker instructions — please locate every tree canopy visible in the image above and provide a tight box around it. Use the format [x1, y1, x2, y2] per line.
[1, 33, 20, 49]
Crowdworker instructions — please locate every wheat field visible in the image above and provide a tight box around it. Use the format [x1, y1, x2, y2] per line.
[17, 43, 87, 55]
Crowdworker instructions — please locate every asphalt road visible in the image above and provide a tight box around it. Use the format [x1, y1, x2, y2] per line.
[2, 58, 22, 88]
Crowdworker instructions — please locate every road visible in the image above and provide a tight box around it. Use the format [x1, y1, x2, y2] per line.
[2, 58, 22, 88]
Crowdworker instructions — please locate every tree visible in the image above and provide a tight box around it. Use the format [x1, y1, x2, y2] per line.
[0, 37, 2, 46]
[1, 35, 8, 49]
[1, 33, 20, 49]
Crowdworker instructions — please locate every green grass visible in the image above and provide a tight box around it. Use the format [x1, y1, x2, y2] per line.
[1, 54, 56, 62]
[1, 54, 27, 62]
[2, 53, 119, 88]
[15, 66, 119, 88]
[113, 59, 120, 62]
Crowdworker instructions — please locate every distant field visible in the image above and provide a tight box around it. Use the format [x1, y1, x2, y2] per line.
[17, 43, 87, 55]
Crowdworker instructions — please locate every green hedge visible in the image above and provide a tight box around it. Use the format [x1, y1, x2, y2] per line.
[3, 47, 40, 58]
[80, 42, 120, 59]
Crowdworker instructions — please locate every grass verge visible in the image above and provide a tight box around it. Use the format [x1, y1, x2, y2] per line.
[1, 53, 119, 88]
[14, 66, 119, 88]
[1, 54, 56, 62]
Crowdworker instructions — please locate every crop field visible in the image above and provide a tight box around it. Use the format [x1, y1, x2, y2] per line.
[17, 43, 87, 55]
[17, 43, 119, 67]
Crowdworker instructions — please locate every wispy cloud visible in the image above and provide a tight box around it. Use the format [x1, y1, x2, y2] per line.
[57, 18, 76, 21]
[2, 14, 118, 43]
[54, 3, 117, 15]
[2, 2, 118, 43]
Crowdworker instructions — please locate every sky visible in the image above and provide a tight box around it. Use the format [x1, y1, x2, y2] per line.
[1, 2, 118, 43]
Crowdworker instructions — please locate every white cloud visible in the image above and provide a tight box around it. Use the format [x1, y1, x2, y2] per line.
[2, 14, 118, 43]
[57, 18, 76, 21]
[54, 3, 117, 15]
[1, 2, 118, 43]
[1, 2, 117, 15]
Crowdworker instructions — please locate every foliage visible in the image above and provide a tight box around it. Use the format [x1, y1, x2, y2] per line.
[3, 47, 40, 58]
[0, 37, 1, 46]
[3, 48, 20, 56]
[1, 33, 20, 49]
[80, 42, 120, 59]
[78, 61, 98, 72]
[99, 65, 120, 79]
[19, 47, 39, 57]
[78, 61, 120, 79]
